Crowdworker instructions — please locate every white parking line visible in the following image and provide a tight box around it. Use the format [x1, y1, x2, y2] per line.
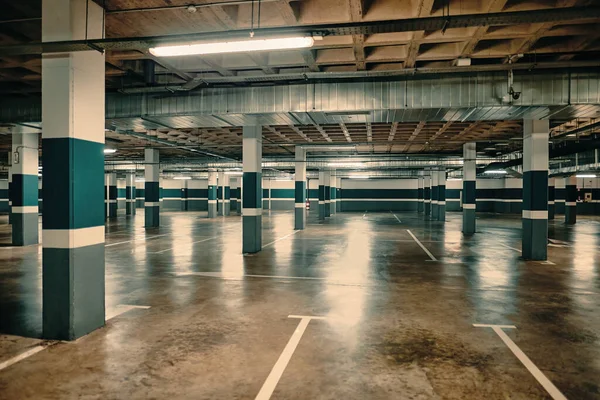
[498, 243, 556, 265]
[406, 229, 438, 261]
[391, 212, 402, 223]
[263, 231, 300, 248]
[105, 234, 168, 248]
[148, 237, 216, 254]
[173, 272, 376, 287]
[473, 324, 567, 400]
[106, 304, 151, 320]
[255, 315, 325, 400]
[0, 345, 46, 371]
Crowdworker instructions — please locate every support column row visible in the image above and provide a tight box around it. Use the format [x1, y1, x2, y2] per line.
[11, 132, 39, 246]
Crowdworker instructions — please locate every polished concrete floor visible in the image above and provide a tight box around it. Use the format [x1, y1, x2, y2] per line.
[0, 210, 599, 399]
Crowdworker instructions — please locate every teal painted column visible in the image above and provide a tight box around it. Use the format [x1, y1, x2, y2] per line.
[181, 179, 188, 211]
[126, 172, 136, 215]
[294, 147, 307, 230]
[336, 177, 342, 212]
[548, 178, 555, 220]
[222, 172, 231, 216]
[565, 176, 577, 225]
[208, 170, 217, 218]
[522, 120, 549, 261]
[144, 149, 160, 228]
[236, 176, 242, 215]
[108, 172, 117, 219]
[8, 161, 12, 225]
[318, 171, 326, 221]
[41, 0, 105, 341]
[463, 142, 476, 235]
[431, 171, 439, 220]
[229, 176, 237, 213]
[330, 169, 336, 215]
[424, 175, 431, 218]
[104, 174, 108, 221]
[417, 176, 424, 213]
[438, 170, 446, 222]
[242, 126, 262, 253]
[11, 131, 40, 246]
[324, 170, 331, 217]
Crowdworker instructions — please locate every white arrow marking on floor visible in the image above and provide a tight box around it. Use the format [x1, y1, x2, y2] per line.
[255, 316, 326, 400]
[406, 229, 437, 261]
[473, 324, 567, 400]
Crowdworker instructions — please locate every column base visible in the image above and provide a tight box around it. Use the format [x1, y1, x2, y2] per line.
[431, 204, 438, 220]
[243, 215, 262, 253]
[319, 203, 325, 220]
[424, 203, 431, 218]
[462, 209, 476, 235]
[565, 206, 576, 224]
[12, 212, 39, 246]
[145, 206, 160, 227]
[42, 244, 105, 340]
[522, 218, 548, 260]
[438, 206, 446, 222]
[109, 204, 117, 219]
[295, 207, 306, 230]
[548, 204, 555, 220]
[208, 203, 217, 218]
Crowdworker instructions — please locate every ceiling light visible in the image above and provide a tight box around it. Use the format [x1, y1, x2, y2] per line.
[327, 162, 365, 168]
[135, 178, 145, 183]
[349, 174, 370, 179]
[483, 147, 495, 151]
[225, 171, 243, 176]
[496, 143, 509, 147]
[484, 170, 507, 175]
[456, 58, 471, 67]
[104, 149, 117, 154]
[173, 176, 192, 180]
[149, 36, 314, 57]
[576, 174, 596, 178]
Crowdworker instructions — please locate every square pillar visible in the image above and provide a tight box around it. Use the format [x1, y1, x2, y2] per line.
[522, 119, 549, 261]
[230, 177, 238, 214]
[8, 154, 13, 225]
[208, 170, 217, 218]
[324, 170, 331, 217]
[463, 142, 476, 234]
[336, 177, 342, 212]
[237, 176, 242, 215]
[41, 0, 105, 340]
[318, 171, 326, 221]
[417, 175, 424, 213]
[548, 178, 555, 220]
[438, 170, 446, 222]
[294, 147, 307, 229]
[108, 172, 117, 219]
[126, 172, 136, 215]
[144, 149, 160, 228]
[242, 126, 263, 253]
[565, 176, 577, 224]
[181, 179, 188, 211]
[222, 173, 230, 216]
[424, 175, 431, 217]
[104, 174, 108, 221]
[431, 171, 439, 220]
[329, 169, 336, 215]
[11, 132, 40, 246]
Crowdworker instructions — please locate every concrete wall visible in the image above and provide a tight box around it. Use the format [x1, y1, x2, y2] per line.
[161, 178, 185, 210]
[340, 178, 418, 212]
[117, 178, 126, 209]
[188, 179, 208, 211]
[263, 179, 295, 210]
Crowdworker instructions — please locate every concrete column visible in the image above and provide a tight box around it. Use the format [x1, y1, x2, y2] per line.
[11, 132, 39, 246]
[324, 170, 331, 217]
[237, 176, 242, 215]
[522, 119, 549, 261]
[417, 176, 424, 213]
[424, 175, 431, 218]
[8, 160, 13, 225]
[144, 149, 160, 227]
[180, 179, 188, 211]
[330, 170, 336, 215]
[218, 172, 230, 216]
[41, 0, 105, 340]
[463, 143, 476, 235]
[431, 171, 439, 220]
[108, 173, 117, 219]
[438, 170, 446, 222]
[208, 170, 217, 218]
[104, 174, 108, 221]
[126, 173, 136, 215]
[336, 177, 342, 212]
[294, 147, 307, 230]
[230, 177, 238, 214]
[242, 126, 262, 253]
[159, 178, 163, 210]
[318, 171, 326, 221]
[548, 178, 555, 220]
[565, 176, 577, 224]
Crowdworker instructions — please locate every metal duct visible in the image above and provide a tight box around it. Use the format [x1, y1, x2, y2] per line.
[0, 7, 598, 56]
[3, 71, 600, 125]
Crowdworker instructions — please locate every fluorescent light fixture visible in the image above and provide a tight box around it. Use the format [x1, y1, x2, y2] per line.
[483, 147, 496, 151]
[173, 176, 192, 180]
[496, 143, 509, 147]
[484, 170, 507, 175]
[149, 36, 314, 57]
[104, 149, 117, 154]
[225, 171, 243, 176]
[456, 58, 471, 67]
[135, 178, 145, 183]
[576, 174, 596, 178]
[327, 162, 365, 168]
[275, 178, 292, 181]
[349, 174, 370, 179]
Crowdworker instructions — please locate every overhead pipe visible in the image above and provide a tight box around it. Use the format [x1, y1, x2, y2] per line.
[1, 7, 598, 56]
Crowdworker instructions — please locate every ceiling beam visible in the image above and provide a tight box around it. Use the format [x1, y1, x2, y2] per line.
[366, 122, 372, 142]
[404, 0, 435, 68]
[349, 0, 366, 71]
[289, 125, 312, 142]
[274, 0, 320, 72]
[459, 0, 509, 57]
[340, 123, 352, 142]
[403, 121, 426, 151]
[265, 125, 292, 142]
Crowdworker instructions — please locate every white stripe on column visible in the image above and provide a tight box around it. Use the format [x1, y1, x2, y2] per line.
[11, 206, 39, 213]
[43, 226, 104, 249]
[145, 202, 160, 207]
[242, 208, 262, 216]
[523, 210, 548, 219]
[463, 204, 476, 209]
